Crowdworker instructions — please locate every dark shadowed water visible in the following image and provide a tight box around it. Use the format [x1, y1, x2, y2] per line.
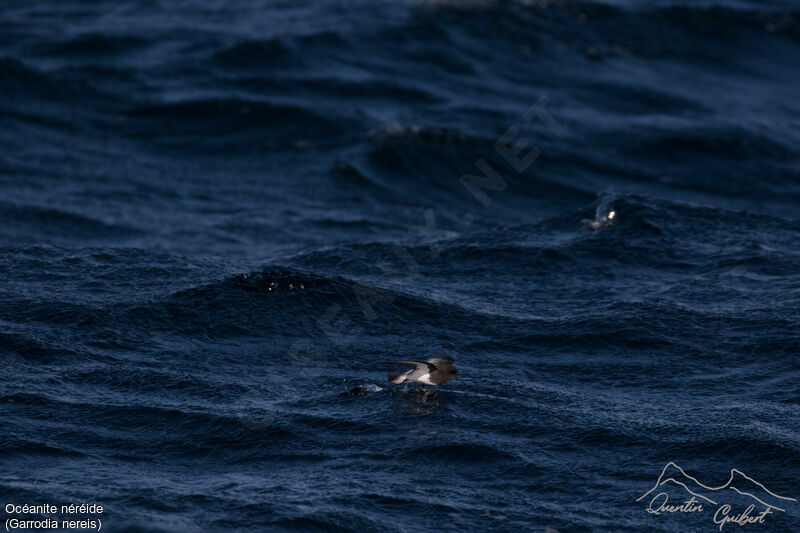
[1, 1, 799, 531]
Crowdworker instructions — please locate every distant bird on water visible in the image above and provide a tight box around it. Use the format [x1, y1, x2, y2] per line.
[386, 356, 458, 386]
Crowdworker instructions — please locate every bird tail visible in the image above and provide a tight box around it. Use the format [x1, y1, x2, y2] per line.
[387, 372, 407, 384]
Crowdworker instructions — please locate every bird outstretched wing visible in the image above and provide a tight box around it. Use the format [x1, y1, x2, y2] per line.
[385, 360, 437, 372]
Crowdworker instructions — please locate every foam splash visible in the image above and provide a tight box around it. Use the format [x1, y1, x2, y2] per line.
[583, 208, 616, 230]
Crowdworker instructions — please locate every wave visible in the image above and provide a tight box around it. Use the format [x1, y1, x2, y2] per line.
[139, 268, 471, 339]
[362, 123, 595, 207]
[412, 1, 800, 53]
[0, 57, 59, 97]
[2, 437, 85, 459]
[223, 75, 446, 105]
[0, 201, 141, 241]
[31, 32, 149, 58]
[622, 125, 798, 163]
[2, 392, 304, 457]
[0, 56, 113, 106]
[122, 98, 352, 152]
[0, 330, 80, 362]
[209, 38, 298, 69]
[401, 442, 518, 463]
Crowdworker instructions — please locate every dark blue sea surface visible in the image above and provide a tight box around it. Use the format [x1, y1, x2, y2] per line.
[1, 0, 799, 531]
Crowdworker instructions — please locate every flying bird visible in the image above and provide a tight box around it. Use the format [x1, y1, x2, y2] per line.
[386, 356, 458, 386]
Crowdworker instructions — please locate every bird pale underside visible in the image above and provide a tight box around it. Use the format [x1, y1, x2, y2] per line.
[386, 358, 457, 386]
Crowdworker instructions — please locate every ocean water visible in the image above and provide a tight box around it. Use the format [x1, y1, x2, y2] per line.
[1, 0, 799, 531]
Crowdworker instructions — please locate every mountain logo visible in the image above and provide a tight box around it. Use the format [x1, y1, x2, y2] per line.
[637, 462, 796, 530]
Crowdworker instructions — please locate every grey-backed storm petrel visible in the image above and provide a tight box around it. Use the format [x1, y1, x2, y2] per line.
[386, 356, 458, 386]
